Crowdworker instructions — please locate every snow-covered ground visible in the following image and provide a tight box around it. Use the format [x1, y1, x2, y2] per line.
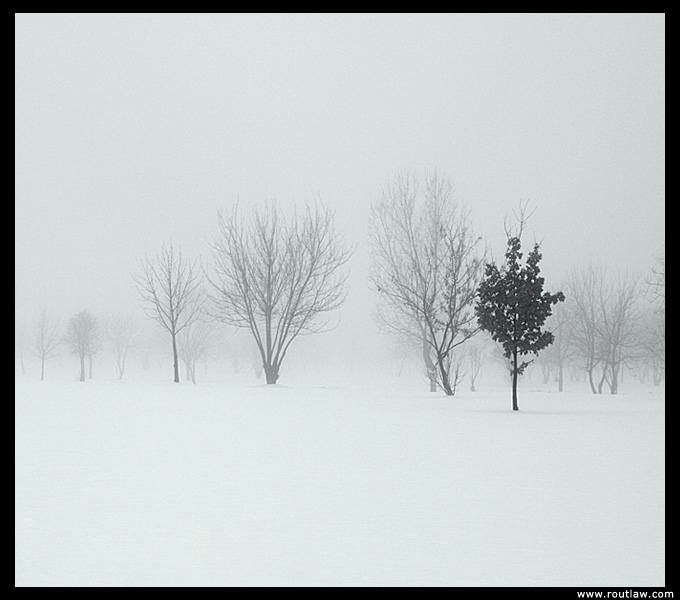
[15, 363, 665, 587]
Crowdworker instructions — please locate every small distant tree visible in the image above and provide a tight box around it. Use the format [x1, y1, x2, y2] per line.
[106, 313, 138, 380]
[65, 309, 99, 382]
[464, 335, 488, 392]
[539, 299, 574, 392]
[177, 319, 218, 384]
[567, 265, 644, 394]
[644, 245, 665, 384]
[15, 322, 28, 375]
[29, 306, 60, 380]
[475, 218, 564, 410]
[596, 272, 642, 395]
[134, 241, 204, 383]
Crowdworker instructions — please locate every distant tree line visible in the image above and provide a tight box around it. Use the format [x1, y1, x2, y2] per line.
[15, 170, 664, 409]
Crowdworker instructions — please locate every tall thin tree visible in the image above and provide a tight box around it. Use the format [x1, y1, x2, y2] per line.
[29, 306, 60, 380]
[134, 241, 204, 383]
[65, 309, 98, 382]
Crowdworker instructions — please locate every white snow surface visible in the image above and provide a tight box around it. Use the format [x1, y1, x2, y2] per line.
[15, 366, 665, 587]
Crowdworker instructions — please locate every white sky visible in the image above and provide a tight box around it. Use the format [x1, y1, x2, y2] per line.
[15, 13, 665, 358]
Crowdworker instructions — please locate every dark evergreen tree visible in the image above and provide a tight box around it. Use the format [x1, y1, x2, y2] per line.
[475, 236, 565, 410]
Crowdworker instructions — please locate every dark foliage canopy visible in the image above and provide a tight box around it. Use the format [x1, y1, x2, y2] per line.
[475, 237, 565, 375]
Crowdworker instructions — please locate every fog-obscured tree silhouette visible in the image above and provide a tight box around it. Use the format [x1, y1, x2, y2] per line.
[29, 306, 60, 381]
[65, 309, 99, 382]
[368, 170, 484, 395]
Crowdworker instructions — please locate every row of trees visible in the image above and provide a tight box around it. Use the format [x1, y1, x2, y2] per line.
[16, 309, 139, 382]
[17, 169, 664, 410]
[538, 261, 665, 394]
[130, 170, 566, 410]
[15, 307, 252, 384]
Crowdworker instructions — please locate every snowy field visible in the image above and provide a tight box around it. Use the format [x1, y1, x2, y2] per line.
[15, 363, 665, 587]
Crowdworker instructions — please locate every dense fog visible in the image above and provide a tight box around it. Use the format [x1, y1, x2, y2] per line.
[15, 13, 665, 377]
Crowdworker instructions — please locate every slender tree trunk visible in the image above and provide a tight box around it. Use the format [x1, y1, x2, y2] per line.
[512, 350, 519, 411]
[171, 332, 180, 383]
[558, 363, 564, 392]
[40, 356, 45, 381]
[422, 337, 437, 392]
[79, 353, 86, 382]
[587, 365, 597, 394]
[609, 363, 619, 395]
[117, 350, 126, 380]
[597, 367, 607, 394]
[438, 357, 454, 396]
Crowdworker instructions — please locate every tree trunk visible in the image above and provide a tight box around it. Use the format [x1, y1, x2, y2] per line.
[438, 359, 454, 396]
[558, 363, 564, 392]
[422, 336, 437, 392]
[597, 367, 607, 394]
[79, 353, 86, 382]
[264, 362, 279, 384]
[512, 350, 519, 411]
[40, 357, 45, 381]
[609, 363, 619, 395]
[171, 332, 180, 383]
[587, 367, 597, 394]
[429, 372, 437, 392]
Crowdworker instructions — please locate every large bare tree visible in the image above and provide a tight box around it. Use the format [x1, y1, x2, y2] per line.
[134, 241, 204, 383]
[208, 201, 352, 384]
[368, 170, 484, 395]
[29, 306, 60, 380]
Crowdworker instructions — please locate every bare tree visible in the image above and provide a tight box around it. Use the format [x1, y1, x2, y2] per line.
[538, 299, 575, 392]
[106, 313, 138, 380]
[177, 319, 219, 384]
[368, 170, 484, 395]
[644, 245, 665, 384]
[566, 265, 605, 394]
[65, 309, 98, 382]
[567, 266, 642, 394]
[208, 201, 352, 384]
[464, 335, 489, 392]
[15, 322, 28, 375]
[597, 272, 642, 394]
[134, 241, 204, 383]
[646, 243, 665, 305]
[28, 306, 60, 380]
